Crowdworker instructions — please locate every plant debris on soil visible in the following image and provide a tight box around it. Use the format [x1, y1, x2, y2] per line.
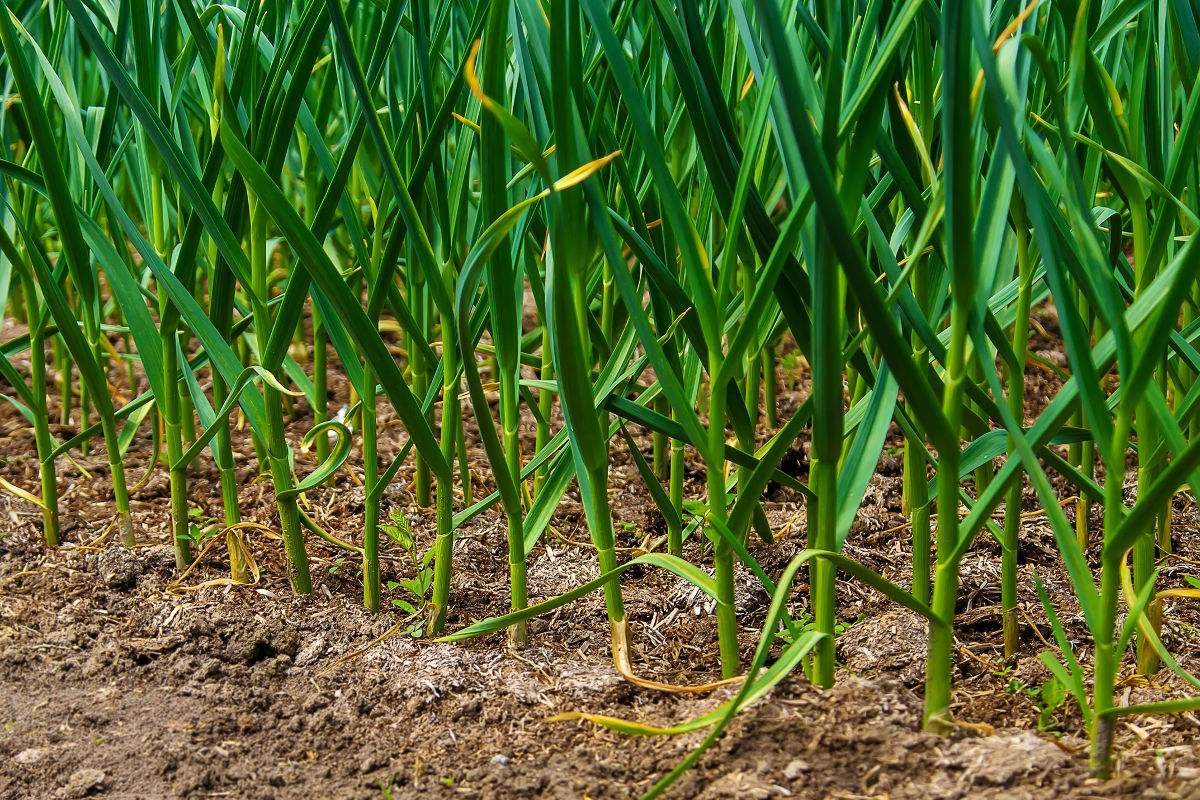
[2, 358, 1200, 800]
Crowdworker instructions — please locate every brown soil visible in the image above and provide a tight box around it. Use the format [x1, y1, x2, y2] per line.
[2, 322, 1200, 799]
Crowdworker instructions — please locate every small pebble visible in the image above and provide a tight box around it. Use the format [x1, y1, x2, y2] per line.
[491, 754, 510, 766]
[14, 748, 43, 765]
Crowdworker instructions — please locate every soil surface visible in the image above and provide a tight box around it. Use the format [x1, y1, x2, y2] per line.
[2, 322, 1200, 799]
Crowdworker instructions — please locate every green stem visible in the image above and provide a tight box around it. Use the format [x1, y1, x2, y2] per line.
[313, 309, 331, 468]
[809, 245, 843, 688]
[1091, 427, 1128, 777]
[535, 332, 554, 496]
[923, 307, 969, 731]
[762, 344, 778, 429]
[55, 336, 72, 427]
[78, 335, 92, 457]
[1073, 285, 1093, 550]
[427, 311, 459, 635]
[177, 328, 197, 448]
[588, 461, 626, 625]
[155, 175, 190, 568]
[601, 259, 615, 344]
[1077, 439, 1094, 550]
[456, 404, 472, 504]
[163, 330, 192, 567]
[1130, 205, 1162, 675]
[743, 345, 761, 432]
[906, 236, 932, 606]
[213, 373, 243, 580]
[1002, 215, 1033, 657]
[503, 370, 529, 647]
[968, 360, 993, 496]
[28, 288, 60, 546]
[652, 393, 668, 482]
[363, 365, 380, 612]
[707, 373, 740, 678]
[903, 433, 931, 605]
[670, 408, 685, 536]
[209, 165, 241, 574]
[103, 412, 135, 547]
[413, 285, 432, 508]
[239, 335, 269, 474]
[249, 194, 310, 594]
[808, 453, 837, 688]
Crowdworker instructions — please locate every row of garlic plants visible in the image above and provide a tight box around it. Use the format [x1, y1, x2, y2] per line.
[1, 0, 1199, 791]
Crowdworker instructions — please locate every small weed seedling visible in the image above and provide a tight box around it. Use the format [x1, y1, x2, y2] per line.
[382, 510, 435, 619]
[186, 508, 219, 549]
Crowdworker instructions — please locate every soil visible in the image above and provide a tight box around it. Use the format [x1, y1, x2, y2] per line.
[2, 318, 1200, 800]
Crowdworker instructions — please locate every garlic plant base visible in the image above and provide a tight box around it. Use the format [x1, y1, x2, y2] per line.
[117, 511, 135, 548]
[425, 603, 447, 638]
[506, 619, 529, 650]
[611, 616, 632, 674]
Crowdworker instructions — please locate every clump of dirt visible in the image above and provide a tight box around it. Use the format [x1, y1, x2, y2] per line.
[839, 608, 928, 685]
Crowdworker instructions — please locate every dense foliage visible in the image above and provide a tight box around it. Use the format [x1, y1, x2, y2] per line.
[2, 1, 1199, 794]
